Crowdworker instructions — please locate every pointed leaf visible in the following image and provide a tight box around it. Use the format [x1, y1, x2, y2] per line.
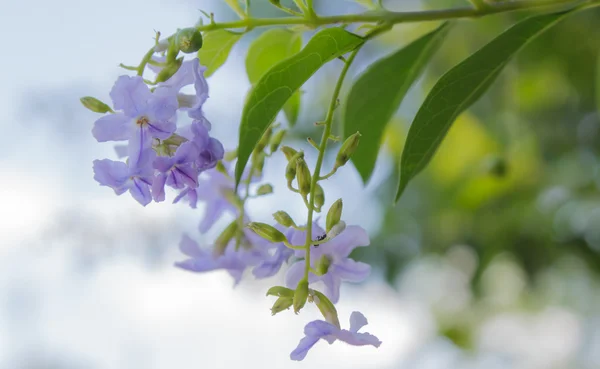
[395, 11, 573, 202]
[596, 52, 600, 120]
[245, 29, 303, 126]
[225, 0, 246, 18]
[235, 28, 364, 187]
[344, 23, 450, 183]
[197, 30, 242, 77]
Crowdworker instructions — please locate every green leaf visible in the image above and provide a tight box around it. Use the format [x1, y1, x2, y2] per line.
[395, 11, 573, 202]
[235, 27, 364, 188]
[344, 23, 450, 184]
[596, 52, 600, 120]
[245, 29, 303, 125]
[197, 30, 242, 77]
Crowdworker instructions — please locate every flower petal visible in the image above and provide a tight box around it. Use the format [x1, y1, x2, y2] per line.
[93, 159, 129, 194]
[179, 235, 205, 258]
[110, 75, 151, 116]
[336, 330, 382, 348]
[129, 177, 152, 206]
[148, 89, 178, 122]
[128, 126, 153, 169]
[92, 113, 130, 142]
[331, 259, 371, 283]
[327, 225, 370, 258]
[147, 120, 176, 140]
[349, 311, 368, 333]
[290, 336, 320, 361]
[285, 261, 305, 289]
[321, 273, 342, 304]
[152, 173, 167, 202]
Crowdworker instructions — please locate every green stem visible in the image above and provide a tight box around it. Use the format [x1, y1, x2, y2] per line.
[302, 48, 361, 281]
[195, 0, 585, 32]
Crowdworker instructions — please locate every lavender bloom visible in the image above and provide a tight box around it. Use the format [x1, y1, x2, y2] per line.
[157, 58, 209, 120]
[175, 232, 267, 285]
[152, 142, 199, 202]
[92, 75, 177, 167]
[252, 227, 295, 279]
[93, 148, 156, 206]
[285, 223, 371, 303]
[290, 311, 381, 361]
[190, 120, 224, 171]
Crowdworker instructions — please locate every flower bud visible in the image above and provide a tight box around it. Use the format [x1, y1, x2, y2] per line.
[326, 198, 343, 233]
[256, 184, 273, 196]
[269, 129, 287, 154]
[296, 158, 312, 198]
[314, 255, 331, 276]
[214, 220, 238, 255]
[314, 184, 325, 211]
[251, 151, 266, 175]
[285, 151, 304, 185]
[266, 286, 294, 297]
[156, 57, 183, 83]
[271, 296, 293, 315]
[255, 126, 273, 153]
[175, 27, 203, 53]
[80, 96, 113, 114]
[335, 131, 361, 169]
[293, 278, 309, 314]
[273, 211, 296, 228]
[281, 146, 298, 161]
[326, 220, 346, 239]
[312, 290, 340, 328]
[247, 222, 287, 243]
[221, 189, 244, 211]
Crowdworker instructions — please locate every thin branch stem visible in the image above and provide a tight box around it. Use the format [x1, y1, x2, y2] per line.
[302, 48, 361, 281]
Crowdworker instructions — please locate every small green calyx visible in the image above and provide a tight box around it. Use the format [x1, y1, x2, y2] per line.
[285, 151, 304, 185]
[255, 126, 273, 153]
[155, 57, 183, 83]
[326, 220, 346, 239]
[293, 278, 309, 314]
[271, 296, 294, 315]
[314, 184, 325, 211]
[311, 290, 340, 328]
[273, 211, 297, 228]
[80, 96, 113, 114]
[296, 158, 312, 198]
[326, 198, 343, 233]
[266, 286, 294, 297]
[247, 222, 287, 243]
[256, 183, 274, 196]
[315, 255, 331, 276]
[269, 129, 287, 154]
[335, 131, 361, 169]
[176, 27, 204, 53]
[214, 220, 238, 254]
[281, 146, 298, 161]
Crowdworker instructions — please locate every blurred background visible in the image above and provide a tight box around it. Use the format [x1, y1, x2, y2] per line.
[1, 0, 600, 368]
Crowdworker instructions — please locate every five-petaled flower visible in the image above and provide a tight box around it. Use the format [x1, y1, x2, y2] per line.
[285, 223, 371, 303]
[290, 311, 381, 361]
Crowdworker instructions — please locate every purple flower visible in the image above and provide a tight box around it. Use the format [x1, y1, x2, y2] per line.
[175, 232, 267, 285]
[195, 168, 238, 233]
[252, 227, 295, 279]
[92, 75, 177, 168]
[285, 223, 371, 303]
[93, 148, 156, 206]
[190, 120, 224, 171]
[157, 58, 209, 120]
[152, 142, 200, 202]
[290, 311, 381, 361]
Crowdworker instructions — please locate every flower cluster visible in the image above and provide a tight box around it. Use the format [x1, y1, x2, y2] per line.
[84, 26, 380, 361]
[91, 58, 224, 206]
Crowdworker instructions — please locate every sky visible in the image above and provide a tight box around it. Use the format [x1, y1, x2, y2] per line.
[0, 0, 597, 368]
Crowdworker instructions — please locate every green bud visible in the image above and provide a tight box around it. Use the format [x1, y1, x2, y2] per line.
[251, 151, 266, 176]
[80, 96, 113, 114]
[175, 27, 204, 53]
[256, 184, 273, 196]
[247, 222, 287, 243]
[266, 286, 294, 298]
[335, 132, 361, 169]
[273, 211, 296, 228]
[326, 198, 343, 233]
[156, 57, 183, 83]
[293, 278, 309, 314]
[268, 0, 281, 5]
[271, 296, 293, 315]
[224, 149, 238, 162]
[312, 290, 340, 328]
[214, 220, 238, 254]
[285, 151, 304, 185]
[215, 161, 228, 175]
[315, 255, 331, 276]
[255, 126, 273, 153]
[281, 146, 298, 161]
[269, 130, 287, 153]
[314, 184, 325, 211]
[296, 158, 312, 198]
[326, 220, 346, 239]
[221, 189, 244, 210]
